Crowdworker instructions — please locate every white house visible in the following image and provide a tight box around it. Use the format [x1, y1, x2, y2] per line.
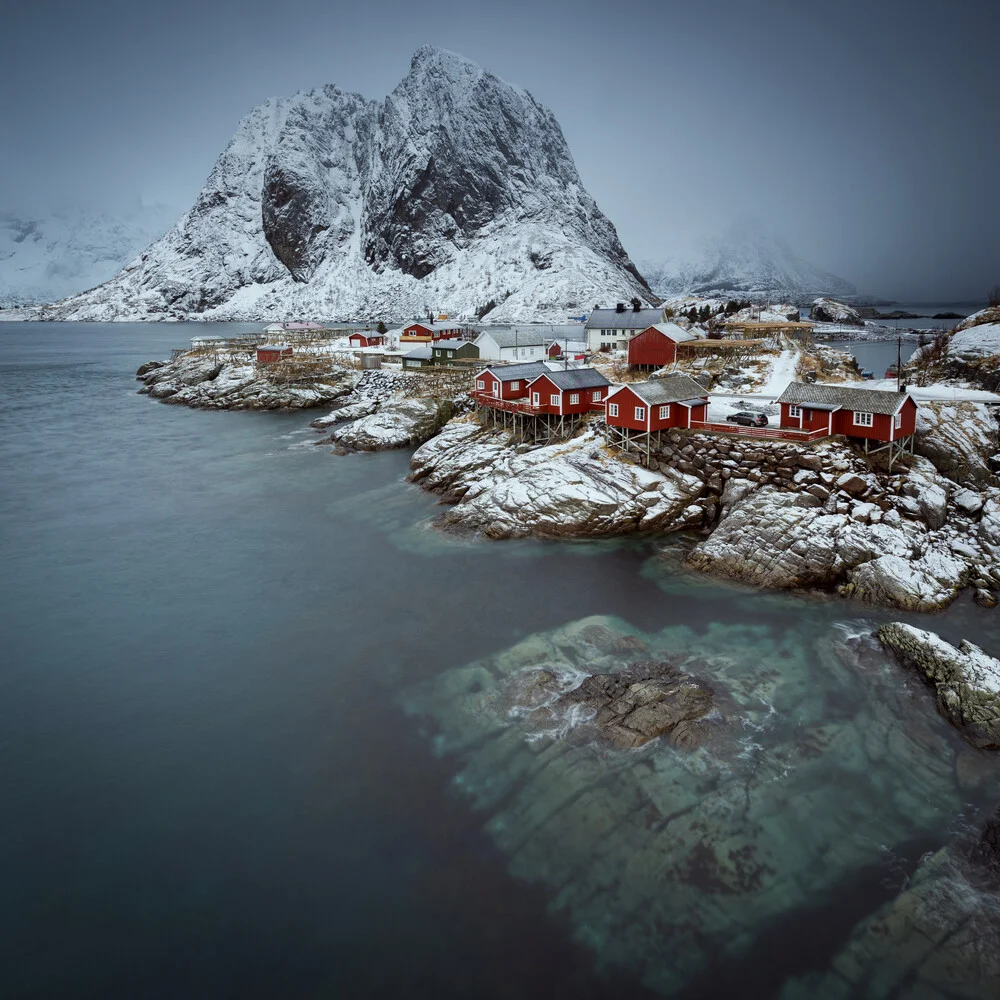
[474, 329, 548, 362]
[584, 306, 667, 351]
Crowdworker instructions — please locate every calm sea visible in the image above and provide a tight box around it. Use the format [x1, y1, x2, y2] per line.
[1, 323, 998, 999]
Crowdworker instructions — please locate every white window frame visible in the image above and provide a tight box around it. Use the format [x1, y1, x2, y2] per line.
[569, 393, 580, 405]
[591, 390, 602, 402]
[659, 405, 670, 420]
[550, 393, 560, 406]
[853, 411, 873, 427]
[788, 405, 801, 418]
[894, 411, 902, 429]
[511, 381, 519, 390]
[608, 403, 619, 418]
[476, 379, 485, 390]
[635, 406, 646, 421]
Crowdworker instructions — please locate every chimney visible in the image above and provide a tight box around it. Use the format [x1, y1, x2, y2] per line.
[615, 302, 625, 314]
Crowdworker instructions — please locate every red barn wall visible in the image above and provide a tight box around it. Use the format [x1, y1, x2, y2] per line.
[628, 328, 677, 368]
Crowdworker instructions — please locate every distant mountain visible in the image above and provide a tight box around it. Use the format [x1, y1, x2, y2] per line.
[0, 205, 177, 308]
[639, 223, 856, 303]
[9, 47, 653, 323]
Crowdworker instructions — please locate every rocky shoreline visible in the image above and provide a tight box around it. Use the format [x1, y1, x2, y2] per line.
[136, 350, 1000, 613]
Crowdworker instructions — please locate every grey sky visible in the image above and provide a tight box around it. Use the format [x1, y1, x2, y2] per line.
[2, 0, 996, 301]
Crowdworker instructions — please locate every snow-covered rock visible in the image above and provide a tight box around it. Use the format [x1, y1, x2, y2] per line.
[949, 322, 1000, 360]
[330, 397, 452, 450]
[410, 423, 704, 538]
[9, 48, 652, 324]
[876, 622, 1000, 748]
[915, 400, 999, 485]
[809, 297, 863, 326]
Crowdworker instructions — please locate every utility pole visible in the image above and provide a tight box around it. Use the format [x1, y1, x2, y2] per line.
[897, 335, 902, 392]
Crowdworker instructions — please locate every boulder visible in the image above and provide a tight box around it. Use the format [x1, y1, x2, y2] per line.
[809, 297, 863, 325]
[836, 473, 868, 496]
[915, 401, 999, 486]
[331, 397, 452, 450]
[875, 622, 1000, 749]
[135, 359, 167, 378]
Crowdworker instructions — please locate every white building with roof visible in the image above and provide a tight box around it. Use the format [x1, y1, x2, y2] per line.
[584, 306, 668, 351]
[474, 329, 548, 362]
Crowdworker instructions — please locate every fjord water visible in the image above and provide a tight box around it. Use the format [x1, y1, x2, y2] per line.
[2, 324, 998, 999]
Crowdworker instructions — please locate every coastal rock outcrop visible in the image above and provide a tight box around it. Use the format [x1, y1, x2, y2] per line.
[409, 422, 705, 538]
[809, 297, 863, 326]
[915, 400, 1000, 485]
[330, 397, 452, 450]
[875, 622, 1000, 749]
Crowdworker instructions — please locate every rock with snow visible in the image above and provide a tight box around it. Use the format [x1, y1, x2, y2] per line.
[410, 423, 704, 538]
[875, 622, 1000, 749]
[310, 398, 380, 428]
[330, 397, 452, 450]
[9, 48, 652, 324]
[915, 400, 999, 485]
[809, 297, 863, 326]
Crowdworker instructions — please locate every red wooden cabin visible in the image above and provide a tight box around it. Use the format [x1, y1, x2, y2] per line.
[605, 375, 710, 431]
[349, 332, 386, 348]
[523, 368, 611, 414]
[776, 382, 918, 442]
[627, 324, 696, 368]
[256, 344, 293, 364]
[473, 362, 550, 403]
[401, 322, 463, 343]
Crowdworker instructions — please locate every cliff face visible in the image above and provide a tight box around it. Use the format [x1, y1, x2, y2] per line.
[17, 47, 652, 323]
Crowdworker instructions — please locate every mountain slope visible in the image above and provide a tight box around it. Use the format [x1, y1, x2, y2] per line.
[639, 222, 856, 302]
[0, 204, 177, 308]
[12, 48, 652, 323]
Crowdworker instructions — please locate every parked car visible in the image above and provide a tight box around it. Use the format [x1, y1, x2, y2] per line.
[727, 411, 769, 427]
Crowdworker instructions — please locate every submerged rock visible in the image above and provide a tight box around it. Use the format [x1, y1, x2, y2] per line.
[557, 660, 715, 749]
[875, 622, 1000, 749]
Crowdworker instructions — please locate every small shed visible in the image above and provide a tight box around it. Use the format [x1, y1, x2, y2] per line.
[627, 324, 696, 368]
[432, 340, 479, 365]
[349, 331, 387, 348]
[256, 344, 293, 364]
[548, 338, 588, 359]
[402, 345, 435, 369]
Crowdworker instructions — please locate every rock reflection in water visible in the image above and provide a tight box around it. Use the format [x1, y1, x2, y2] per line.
[403, 615, 996, 996]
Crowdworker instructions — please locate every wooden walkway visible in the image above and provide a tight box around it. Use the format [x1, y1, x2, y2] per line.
[687, 420, 830, 443]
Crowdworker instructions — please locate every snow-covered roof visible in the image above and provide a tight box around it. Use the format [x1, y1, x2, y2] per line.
[609, 374, 708, 406]
[258, 343, 290, 351]
[476, 329, 547, 348]
[433, 339, 474, 351]
[645, 322, 697, 343]
[479, 361, 549, 382]
[405, 320, 462, 332]
[530, 367, 611, 391]
[585, 308, 664, 330]
[403, 345, 433, 359]
[264, 323, 284, 331]
[776, 381, 911, 415]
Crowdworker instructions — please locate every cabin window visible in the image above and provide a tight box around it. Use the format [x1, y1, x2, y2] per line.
[591, 390, 602, 401]
[476, 379, 485, 390]
[659, 405, 670, 419]
[569, 393, 580, 405]
[635, 406, 646, 421]
[853, 411, 873, 427]
[550, 394, 560, 406]
[788, 405, 801, 418]
[894, 411, 902, 429]
[511, 381, 520, 390]
[608, 403, 619, 417]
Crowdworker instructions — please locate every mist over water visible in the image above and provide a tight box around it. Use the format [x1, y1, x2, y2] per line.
[2, 323, 999, 998]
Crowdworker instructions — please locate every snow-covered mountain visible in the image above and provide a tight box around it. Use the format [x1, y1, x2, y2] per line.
[639, 222, 856, 303]
[9, 47, 653, 323]
[0, 205, 177, 308]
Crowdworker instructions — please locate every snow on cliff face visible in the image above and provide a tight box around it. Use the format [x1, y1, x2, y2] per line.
[639, 221, 856, 302]
[0, 204, 176, 308]
[13, 47, 651, 323]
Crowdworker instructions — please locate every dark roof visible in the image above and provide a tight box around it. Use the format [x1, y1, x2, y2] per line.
[476, 329, 547, 349]
[530, 367, 611, 391]
[776, 381, 910, 415]
[585, 308, 664, 331]
[434, 339, 476, 352]
[611, 374, 709, 406]
[480, 361, 549, 382]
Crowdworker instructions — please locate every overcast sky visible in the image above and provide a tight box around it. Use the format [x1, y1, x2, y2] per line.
[2, 0, 996, 301]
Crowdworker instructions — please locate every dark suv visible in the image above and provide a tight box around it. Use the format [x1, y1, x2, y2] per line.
[727, 411, 768, 427]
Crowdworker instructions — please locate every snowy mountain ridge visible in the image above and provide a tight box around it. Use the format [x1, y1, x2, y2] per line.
[0, 204, 177, 308]
[639, 222, 857, 303]
[6, 47, 652, 323]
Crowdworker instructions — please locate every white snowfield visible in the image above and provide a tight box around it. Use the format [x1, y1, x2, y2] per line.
[949, 322, 1000, 359]
[5, 47, 650, 324]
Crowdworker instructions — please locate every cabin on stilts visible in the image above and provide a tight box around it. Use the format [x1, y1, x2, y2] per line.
[775, 381, 918, 469]
[604, 374, 710, 465]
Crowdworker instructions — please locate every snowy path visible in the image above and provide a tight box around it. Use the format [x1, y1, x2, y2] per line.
[756, 349, 799, 396]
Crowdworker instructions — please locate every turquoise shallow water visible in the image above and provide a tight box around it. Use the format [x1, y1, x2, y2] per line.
[1, 323, 998, 998]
